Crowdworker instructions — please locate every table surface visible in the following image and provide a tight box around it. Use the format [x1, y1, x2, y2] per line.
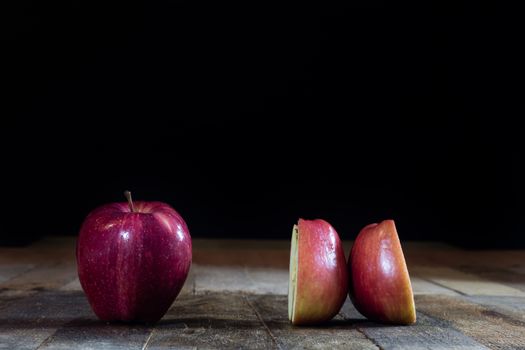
[1, 237, 524, 349]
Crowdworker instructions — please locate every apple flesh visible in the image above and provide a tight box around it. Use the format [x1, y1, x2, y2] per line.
[77, 192, 192, 323]
[348, 219, 416, 325]
[288, 219, 348, 325]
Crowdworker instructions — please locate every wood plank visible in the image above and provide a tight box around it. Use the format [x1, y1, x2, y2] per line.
[408, 249, 525, 270]
[193, 248, 289, 268]
[0, 291, 89, 349]
[461, 250, 525, 269]
[338, 298, 488, 350]
[411, 266, 525, 296]
[244, 267, 288, 295]
[193, 239, 289, 269]
[0, 290, 155, 350]
[464, 295, 525, 322]
[355, 317, 489, 350]
[403, 242, 463, 267]
[38, 319, 152, 350]
[0, 290, 36, 312]
[146, 293, 275, 349]
[0, 238, 524, 349]
[0, 263, 77, 291]
[0, 237, 76, 265]
[58, 278, 82, 292]
[193, 265, 288, 295]
[193, 239, 290, 250]
[410, 276, 460, 296]
[248, 294, 379, 350]
[456, 265, 525, 293]
[416, 294, 525, 349]
[192, 265, 254, 294]
[0, 264, 35, 283]
[509, 264, 525, 275]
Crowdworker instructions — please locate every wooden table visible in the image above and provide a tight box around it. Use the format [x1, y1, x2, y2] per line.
[1, 237, 524, 349]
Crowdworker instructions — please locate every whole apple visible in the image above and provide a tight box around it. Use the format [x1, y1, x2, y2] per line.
[77, 191, 192, 323]
[288, 218, 348, 325]
[348, 219, 416, 325]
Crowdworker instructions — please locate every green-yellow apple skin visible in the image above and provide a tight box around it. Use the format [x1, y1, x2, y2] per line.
[348, 220, 416, 325]
[289, 218, 348, 325]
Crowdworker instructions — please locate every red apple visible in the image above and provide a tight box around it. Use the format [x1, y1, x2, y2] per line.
[288, 218, 348, 325]
[348, 219, 416, 324]
[77, 191, 192, 323]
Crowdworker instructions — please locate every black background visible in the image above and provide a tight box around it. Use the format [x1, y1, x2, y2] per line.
[2, 1, 524, 247]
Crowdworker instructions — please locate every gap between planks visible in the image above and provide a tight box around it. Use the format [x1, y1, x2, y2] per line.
[243, 294, 283, 350]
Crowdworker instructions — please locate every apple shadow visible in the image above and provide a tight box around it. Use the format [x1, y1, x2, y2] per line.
[0, 317, 359, 331]
[0, 317, 153, 330]
[157, 317, 270, 330]
[282, 318, 370, 329]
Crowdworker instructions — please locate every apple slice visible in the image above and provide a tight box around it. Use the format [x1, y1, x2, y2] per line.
[288, 219, 348, 325]
[348, 219, 416, 325]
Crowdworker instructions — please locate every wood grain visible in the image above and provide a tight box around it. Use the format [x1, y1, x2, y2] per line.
[338, 297, 488, 350]
[145, 293, 276, 349]
[412, 266, 525, 296]
[464, 295, 525, 322]
[0, 263, 77, 292]
[416, 294, 525, 349]
[0, 238, 524, 349]
[0, 264, 34, 284]
[0, 291, 88, 349]
[248, 294, 379, 350]
[193, 265, 288, 295]
[38, 318, 152, 350]
[410, 276, 460, 296]
[456, 265, 525, 293]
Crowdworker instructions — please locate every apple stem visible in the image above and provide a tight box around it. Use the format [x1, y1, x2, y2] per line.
[124, 190, 135, 213]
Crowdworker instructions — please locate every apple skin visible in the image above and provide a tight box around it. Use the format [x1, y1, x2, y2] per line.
[348, 219, 416, 325]
[291, 219, 348, 325]
[77, 201, 192, 323]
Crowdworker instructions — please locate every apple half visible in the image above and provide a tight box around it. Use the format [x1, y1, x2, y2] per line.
[348, 219, 416, 325]
[288, 219, 348, 325]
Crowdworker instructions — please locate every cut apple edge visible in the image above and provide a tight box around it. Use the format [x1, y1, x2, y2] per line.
[399, 243, 417, 324]
[288, 224, 299, 323]
[391, 220, 417, 324]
